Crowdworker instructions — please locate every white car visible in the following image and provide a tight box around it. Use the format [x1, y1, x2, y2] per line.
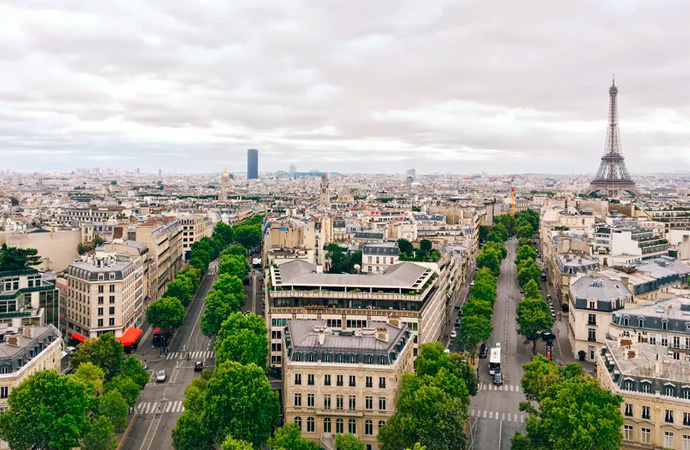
[156, 370, 167, 382]
[450, 330, 458, 339]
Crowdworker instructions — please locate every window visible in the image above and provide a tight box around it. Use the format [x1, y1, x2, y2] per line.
[379, 377, 387, 388]
[308, 374, 314, 386]
[98, 296, 104, 305]
[379, 397, 387, 410]
[665, 432, 674, 449]
[588, 314, 596, 325]
[295, 374, 302, 385]
[294, 393, 302, 407]
[365, 420, 373, 435]
[624, 425, 633, 441]
[98, 307, 103, 316]
[683, 435, 690, 450]
[349, 375, 356, 387]
[641, 383, 651, 394]
[666, 409, 674, 423]
[662, 337, 668, 347]
[588, 328, 596, 342]
[665, 385, 675, 396]
[271, 330, 282, 339]
[307, 393, 314, 407]
[685, 389, 690, 400]
[623, 316, 629, 326]
[98, 285, 104, 294]
[662, 321, 668, 331]
[685, 412, 690, 426]
[366, 396, 373, 410]
[624, 403, 633, 417]
[271, 343, 282, 352]
[324, 418, 331, 433]
[674, 336, 681, 348]
[336, 419, 344, 434]
[294, 417, 302, 430]
[109, 296, 115, 304]
[337, 375, 343, 386]
[324, 394, 331, 410]
[109, 284, 115, 293]
[642, 405, 650, 419]
[378, 420, 385, 431]
[98, 319, 104, 327]
[349, 395, 356, 411]
[307, 417, 314, 432]
[366, 376, 373, 388]
[336, 395, 343, 410]
[109, 306, 115, 315]
[324, 375, 331, 386]
[109, 318, 114, 326]
[638, 318, 644, 328]
[0, 387, 8, 399]
[641, 428, 651, 445]
[348, 419, 356, 434]
[323, 353, 332, 362]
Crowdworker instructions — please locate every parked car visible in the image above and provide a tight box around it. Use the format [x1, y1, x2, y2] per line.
[194, 361, 204, 372]
[450, 330, 458, 339]
[493, 372, 504, 386]
[156, 370, 167, 382]
[470, 280, 475, 287]
[479, 343, 488, 359]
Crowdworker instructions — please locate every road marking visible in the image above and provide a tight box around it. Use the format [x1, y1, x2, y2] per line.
[470, 409, 475, 417]
[498, 420, 503, 450]
[520, 415, 524, 423]
[165, 402, 173, 413]
[489, 411, 493, 419]
[141, 414, 164, 450]
[501, 412, 505, 421]
[483, 410, 487, 418]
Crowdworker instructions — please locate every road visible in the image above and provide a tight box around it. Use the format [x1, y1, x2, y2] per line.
[466, 239, 533, 450]
[122, 261, 220, 450]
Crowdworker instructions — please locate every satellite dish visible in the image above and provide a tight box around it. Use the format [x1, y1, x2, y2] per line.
[354, 264, 361, 273]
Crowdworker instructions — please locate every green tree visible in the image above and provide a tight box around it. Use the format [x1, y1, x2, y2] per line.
[105, 375, 140, 407]
[476, 250, 500, 277]
[396, 238, 414, 256]
[146, 296, 185, 331]
[213, 274, 246, 299]
[200, 290, 239, 337]
[518, 237, 534, 249]
[419, 239, 433, 256]
[73, 362, 106, 396]
[122, 355, 149, 390]
[517, 259, 541, 289]
[478, 225, 491, 242]
[491, 223, 510, 241]
[213, 221, 236, 247]
[165, 277, 194, 307]
[515, 245, 538, 266]
[0, 371, 90, 450]
[470, 281, 496, 305]
[201, 361, 280, 447]
[268, 424, 321, 450]
[81, 415, 117, 450]
[234, 224, 262, 249]
[516, 223, 534, 239]
[97, 389, 128, 432]
[222, 436, 254, 450]
[173, 410, 213, 450]
[517, 299, 553, 352]
[520, 354, 563, 402]
[405, 445, 427, 450]
[223, 245, 247, 257]
[219, 254, 249, 279]
[523, 279, 541, 300]
[335, 433, 366, 450]
[0, 244, 41, 271]
[457, 315, 492, 354]
[70, 333, 126, 380]
[462, 298, 493, 319]
[483, 241, 507, 260]
[414, 342, 478, 397]
[215, 312, 268, 369]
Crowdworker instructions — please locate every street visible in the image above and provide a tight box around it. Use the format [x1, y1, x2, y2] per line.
[466, 239, 533, 450]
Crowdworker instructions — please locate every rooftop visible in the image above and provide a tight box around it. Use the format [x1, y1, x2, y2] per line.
[571, 275, 631, 303]
[0, 325, 61, 361]
[604, 338, 690, 384]
[362, 243, 400, 256]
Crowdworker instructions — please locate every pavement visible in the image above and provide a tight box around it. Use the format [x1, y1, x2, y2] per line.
[121, 261, 263, 450]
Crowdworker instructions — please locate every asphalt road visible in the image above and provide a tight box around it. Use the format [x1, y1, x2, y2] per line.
[466, 239, 534, 450]
[122, 261, 220, 450]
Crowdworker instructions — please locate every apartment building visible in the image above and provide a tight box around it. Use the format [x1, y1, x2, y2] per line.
[568, 275, 632, 361]
[0, 269, 59, 329]
[63, 256, 144, 339]
[610, 298, 690, 361]
[54, 207, 123, 227]
[97, 240, 154, 304]
[598, 258, 690, 303]
[597, 339, 690, 450]
[282, 320, 413, 450]
[267, 258, 456, 373]
[593, 222, 669, 266]
[176, 214, 213, 259]
[362, 243, 400, 274]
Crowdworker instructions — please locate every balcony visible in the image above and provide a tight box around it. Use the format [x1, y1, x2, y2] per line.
[272, 305, 421, 318]
[270, 283, 433, 303]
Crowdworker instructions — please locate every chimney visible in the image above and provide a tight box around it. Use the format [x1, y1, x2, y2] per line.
[23, 326, 33, 339]
[376, 327, 389, 343]
[315, 326, 327, 345]
[5, 335, 19, 347]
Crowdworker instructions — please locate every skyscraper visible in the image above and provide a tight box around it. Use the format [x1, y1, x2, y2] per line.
[247, 149, 259, 179]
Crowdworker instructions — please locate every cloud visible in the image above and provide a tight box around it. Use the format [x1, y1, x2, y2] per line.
[0, 0, 688, 174]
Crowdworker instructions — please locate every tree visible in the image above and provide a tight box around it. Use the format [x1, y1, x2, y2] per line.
[234, 224, 262, 249]
[520, 355, 563, 402]
[517, 298, 554, 352]
[201, 361, 280, 447]
[476, 250, 500, 277]
[122, 355, 149, 390]
[0, 371, 90, 450]
[0, 244, 41, 271]
[405, 445, 427, 450]
[147, 296, 185, 332]
[105, 375, 140, 407]
[518, 237, 534, 249]
[462, 298, 493, 319]
[165, 277, 194, 307]
[73, 362, 106, 396]
[457, 315, 492, 354]
[517, 259, 541, 289]
[491, 223, 509, 241]
[419, 239, 433, 256]
[173, 410, 213, 450]
[222, 436, 254, 450]
[215, 312, 268, 369]
[516, 223, 534, 239]
[97, 389, 128, 432]
[268, 424, 321, 450]
[478, 225, 491, 242]
[200, 290, 239, 337]
[213, 274, 246, 299]
[335, 433, 366, 450]
[219, 254, 249, 279]
[523, 279, 541, 300]
[396, 238, 414, 257]
[414, 342, 477, 397]
[223, 245, 247, 257]
[515, 245, 538, 266]
[70, 333, 126, 380]
[483, 241, 507, 260]
[81, 416, 117, 450]
[213, 221, 236, 247]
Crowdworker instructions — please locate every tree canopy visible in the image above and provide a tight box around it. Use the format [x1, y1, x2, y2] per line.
[335, 433, 366, 450]
[267, 424, 321, 450]
[0, 244, 41, 271]
[517, 298, 554, 352]
[147, 296, 186, 331]
[70, 333, 126, 380]
[215, 312, 268, 369]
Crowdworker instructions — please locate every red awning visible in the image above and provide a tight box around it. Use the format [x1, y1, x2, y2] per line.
[71, 332, 88, 343]
[117, 328, 142, 347]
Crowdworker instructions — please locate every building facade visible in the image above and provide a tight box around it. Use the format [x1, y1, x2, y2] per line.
[247, 149, 259, 179]
[362, 243, 400, 274]
[0, 269, 59, 329]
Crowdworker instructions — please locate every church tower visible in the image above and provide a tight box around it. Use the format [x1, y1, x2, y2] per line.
[320, 173, 330, 207]
[220, 169, 231, 202]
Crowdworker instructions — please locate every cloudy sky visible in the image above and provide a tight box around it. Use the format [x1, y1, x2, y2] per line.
[1, 1, 688, 175]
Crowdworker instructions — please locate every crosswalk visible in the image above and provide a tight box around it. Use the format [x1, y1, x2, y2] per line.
[469, 410, 525, 423]
[478, 382, 520, 392]
[136, 400, 185, 415]
[165, 351, 216, 360]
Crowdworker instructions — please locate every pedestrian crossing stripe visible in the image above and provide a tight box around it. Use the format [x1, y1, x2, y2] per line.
[477, 383, 520, 392]
[136, 400, 185, 415]
[469, 410, 524, 423]
[165, 351, 216, 360]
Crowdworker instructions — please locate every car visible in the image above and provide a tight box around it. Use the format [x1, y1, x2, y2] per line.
[67, 346, 77, 356]
[493, 372, 504, 386]
[470, 280, 475, 287]
[450, 330, 458, 339]
[156, 370, 167, 382]
[194, 361, 204, 372]
[443, 349, 451, 354]
[519, 287, 524, 294]
[457, 309, 464, 318]
[479, 343, 488, 358]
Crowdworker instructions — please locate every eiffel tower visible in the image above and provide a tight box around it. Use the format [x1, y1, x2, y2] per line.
[588, 76, 636, 197]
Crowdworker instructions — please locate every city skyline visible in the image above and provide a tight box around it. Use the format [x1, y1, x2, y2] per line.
[1, 2, 689, 174]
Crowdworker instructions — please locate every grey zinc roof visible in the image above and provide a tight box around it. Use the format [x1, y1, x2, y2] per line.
[634, 257, 690, 279]
[0, 325, 61, 361]
[362, 243, 400, 256]
[612, 298, 690, 335]
[604, 339, 690, 387]
[571, 275, 631, 311]
[275, 259, 429, 289]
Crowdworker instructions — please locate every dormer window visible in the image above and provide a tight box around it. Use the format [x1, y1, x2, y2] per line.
[638, 318, 645, 328]
[623, 316, 630, 326]
[624, 380, 634, 391]
[641, 382, 652, 394]
[664, 385, 675, 396]
[662, 320, 668, 331]
[293, 353, 302, 362]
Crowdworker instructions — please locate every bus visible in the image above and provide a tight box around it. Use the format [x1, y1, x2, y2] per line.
[489, 346, 501, 375]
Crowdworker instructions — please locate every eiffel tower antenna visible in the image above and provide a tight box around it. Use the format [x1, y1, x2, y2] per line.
[587, 76, 636, 197]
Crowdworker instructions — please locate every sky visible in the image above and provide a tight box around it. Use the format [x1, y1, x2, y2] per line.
[1, 1, 689, 175]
